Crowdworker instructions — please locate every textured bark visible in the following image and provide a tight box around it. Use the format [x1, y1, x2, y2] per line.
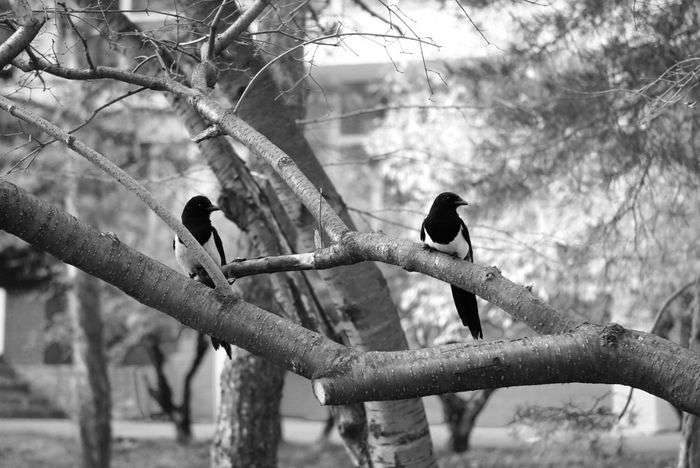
[67, 268, 112, 468]
[221, 232, 580, 335]
[65, 170, 111, 468]
[0, 0, 43, 69]
[677, 281, 700, 468]
[211, 248, 285, 468]
[438, 390, 495, 453]
[212, 347, 284, 468]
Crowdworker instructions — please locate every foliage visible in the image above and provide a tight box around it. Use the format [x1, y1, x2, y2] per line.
[510, 399, 622, 462]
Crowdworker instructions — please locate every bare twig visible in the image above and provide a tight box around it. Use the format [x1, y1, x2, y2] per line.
[297, 104, 486, 125]
[69, 87, 148, 134]
[12, 56, 195, 96]
[60, 3, 96, 70]
[232, 29, 439, 113]
[352, 0, 403, 35]
[206, 0, 228, 61]
[453, 0, 492, 46]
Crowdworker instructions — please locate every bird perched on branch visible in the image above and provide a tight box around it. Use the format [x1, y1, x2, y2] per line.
[173, 195, 232, 358]
[421, 192, 482, 339]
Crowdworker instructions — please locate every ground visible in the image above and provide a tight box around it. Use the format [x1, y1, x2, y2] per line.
[0, 433, 677, 468]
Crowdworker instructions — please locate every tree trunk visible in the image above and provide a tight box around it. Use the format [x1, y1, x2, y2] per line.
[438, 390, 495, 453]
[211, 348, 285, 468]
[65, 165, 111, 468]
[211, 250, 285, 468]
[210, 24, 435, 468]
[67, 267, 112, 468]
[677, 281, 700, 468]
[144, 331, 208, 445]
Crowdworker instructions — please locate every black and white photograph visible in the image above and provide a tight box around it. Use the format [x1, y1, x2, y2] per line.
[0, 0, 698, 466]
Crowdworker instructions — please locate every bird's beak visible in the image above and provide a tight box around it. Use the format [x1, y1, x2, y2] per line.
[455, 199, 469, 207]
[208, 205, 221, 212]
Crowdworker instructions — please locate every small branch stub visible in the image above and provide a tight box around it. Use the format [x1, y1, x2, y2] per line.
[191, 125, 223, 143]
[313, 379, 329, 406]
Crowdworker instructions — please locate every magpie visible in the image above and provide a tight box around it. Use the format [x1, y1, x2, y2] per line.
[420, 192, 482, 339]
[173, 195, 232, 358]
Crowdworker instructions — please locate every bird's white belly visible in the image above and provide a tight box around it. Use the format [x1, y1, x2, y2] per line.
[174, 235, 221, 274]
[424, 231, 470, 259]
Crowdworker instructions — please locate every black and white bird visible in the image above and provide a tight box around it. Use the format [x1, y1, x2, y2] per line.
[173, 195, 232, 358]
[420, 192, 482, 339]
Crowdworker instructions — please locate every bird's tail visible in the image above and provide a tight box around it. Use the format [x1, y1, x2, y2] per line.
[451, 285, 482, 339]
[195, 268, 232, 358]
[211, 338, 232, 359]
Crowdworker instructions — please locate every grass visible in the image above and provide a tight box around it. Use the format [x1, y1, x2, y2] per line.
[0, 433, 677, 468]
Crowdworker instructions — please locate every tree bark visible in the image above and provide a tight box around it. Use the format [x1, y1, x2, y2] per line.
[677, 281, 700, 468]
[212, 348, 284, 468]
[211, 242, 285, 468]
[67, 267, 111, 468]
[65, 168, 111, 468]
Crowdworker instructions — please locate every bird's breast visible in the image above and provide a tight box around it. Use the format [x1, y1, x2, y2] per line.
[423, 229, 471, 259]
[174, 234, 221, 274]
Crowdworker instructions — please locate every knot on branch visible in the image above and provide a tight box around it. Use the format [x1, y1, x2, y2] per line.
[485, 266, 501, 281]
[276, 155, 295, 169]
[599, 323, 626, 348]
[191, 125, 222, 143]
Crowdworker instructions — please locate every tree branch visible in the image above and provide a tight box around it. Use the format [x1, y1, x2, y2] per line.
[11, 57, 194, 96]
[211, 0, 270, 57]
[0, 95, 230, 292]
[0, 1, 43, 69]
[222, 233, 579, 335]
[2, 180, 700, 414]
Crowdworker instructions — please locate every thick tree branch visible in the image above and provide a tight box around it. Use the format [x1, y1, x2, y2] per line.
[0, 2, 43, 69]
[2, 180, 700, 414]
[211, 0, 270, 57]
[222, 233, 579, 335]
[0, 95, 230, 292]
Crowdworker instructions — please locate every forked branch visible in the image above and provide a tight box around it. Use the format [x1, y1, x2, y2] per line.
[2, 181, 700, 413]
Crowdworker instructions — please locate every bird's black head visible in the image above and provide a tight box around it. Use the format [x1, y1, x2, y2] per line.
[429, 192, 469, 215]
[181, 195, 220, 223]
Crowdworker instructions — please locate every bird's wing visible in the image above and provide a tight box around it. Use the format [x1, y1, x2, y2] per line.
[211, 227, 226, 265]
[459, 219, 473, 262]
[420, 221, 426, 242]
